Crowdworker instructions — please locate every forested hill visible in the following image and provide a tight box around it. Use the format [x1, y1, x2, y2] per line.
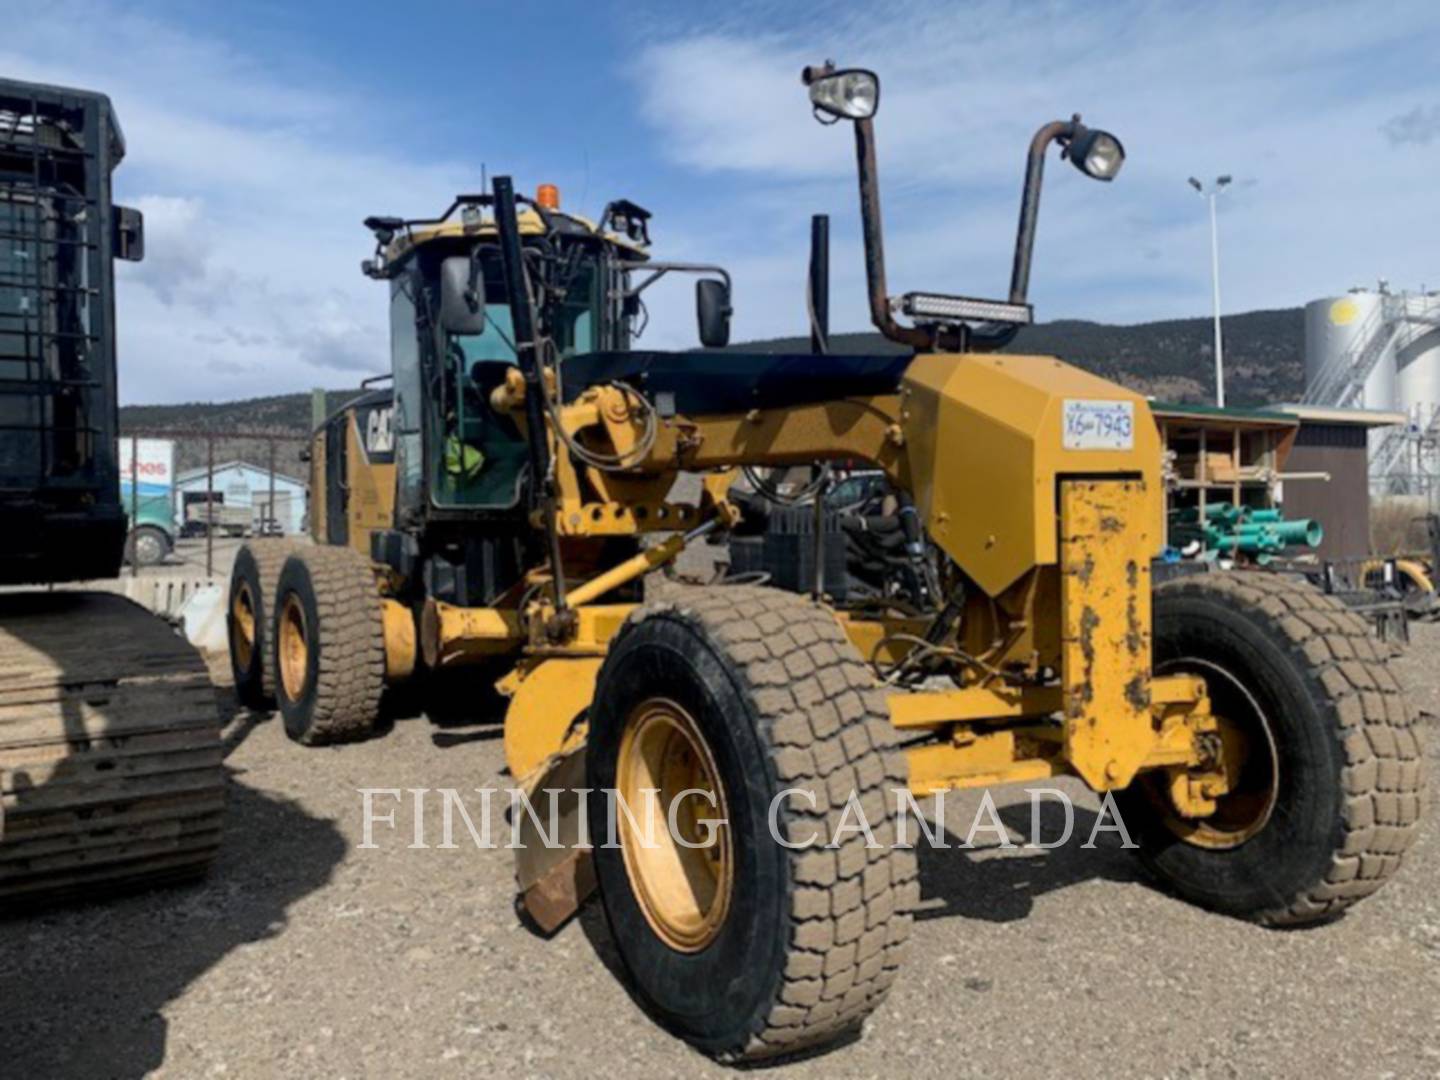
[727, 307, 1304, 405]
[120, 390, 360, 437]
[120, 306, 1305, 472]
[118, 391, 363, 477]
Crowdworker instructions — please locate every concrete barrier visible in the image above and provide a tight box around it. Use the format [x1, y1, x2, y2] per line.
[63, 573, 221, 622]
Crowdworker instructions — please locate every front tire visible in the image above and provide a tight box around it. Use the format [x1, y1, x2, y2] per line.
[586, 585, 916, 1063]
[1122, 572, 1425, 925]
[272, 546, 385, 745]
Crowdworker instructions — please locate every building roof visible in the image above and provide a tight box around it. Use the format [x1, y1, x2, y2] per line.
[1150, 400, 1409, 430]
[176, 460, 305, 486]
[1271, 404, 1409, 428]
[1149, 401, 1299, 428]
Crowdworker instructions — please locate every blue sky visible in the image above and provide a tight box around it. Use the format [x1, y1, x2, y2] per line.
[5, 0, 1438, 403]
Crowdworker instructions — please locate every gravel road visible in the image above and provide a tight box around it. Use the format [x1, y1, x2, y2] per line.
[3, 623, 1436, 1079]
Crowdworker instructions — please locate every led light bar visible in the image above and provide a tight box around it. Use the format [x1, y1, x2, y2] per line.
[900, 292, 1034, 326]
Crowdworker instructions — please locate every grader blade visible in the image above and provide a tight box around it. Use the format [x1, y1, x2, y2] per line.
[513, 740, 594, 933]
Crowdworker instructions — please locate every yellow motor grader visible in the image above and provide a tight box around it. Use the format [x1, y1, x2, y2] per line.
[228, 62, 1424, 1063]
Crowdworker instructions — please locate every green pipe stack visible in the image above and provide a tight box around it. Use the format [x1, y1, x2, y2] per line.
[1169, 502, 1324, 565]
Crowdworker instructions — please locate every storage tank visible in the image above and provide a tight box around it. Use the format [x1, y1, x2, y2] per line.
[1303, 289, 1396, 409]
[1393, 291, 1440, 422]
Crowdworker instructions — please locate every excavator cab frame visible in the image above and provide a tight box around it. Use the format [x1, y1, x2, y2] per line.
[0, 78, 144, 583]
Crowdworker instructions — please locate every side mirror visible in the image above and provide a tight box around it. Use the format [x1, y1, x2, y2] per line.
[696, 278, 732, 348]
[439, 255, 486, 335]
[113, 205, 144, 262]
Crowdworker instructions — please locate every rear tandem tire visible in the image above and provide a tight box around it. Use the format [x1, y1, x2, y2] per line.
[1121, 572, 1426, 925]
[272, 546, 385, 745]
[227, 539, 299, 708]
[586, 585, 917, 1063]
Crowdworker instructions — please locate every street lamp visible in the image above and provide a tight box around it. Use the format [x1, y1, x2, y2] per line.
[1188, 174, 1232, 407]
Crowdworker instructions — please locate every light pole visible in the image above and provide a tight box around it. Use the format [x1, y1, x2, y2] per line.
[1189, 174, 1231, 407]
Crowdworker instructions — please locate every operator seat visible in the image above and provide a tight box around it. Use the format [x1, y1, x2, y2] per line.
[437, 361, 528, 508]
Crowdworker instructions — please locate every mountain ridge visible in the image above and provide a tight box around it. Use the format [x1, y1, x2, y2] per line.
[120, 306, 1305, 475]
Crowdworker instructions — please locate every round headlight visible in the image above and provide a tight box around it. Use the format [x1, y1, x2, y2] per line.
[807, 68, 880, 121]
[1069, 128, 1125, 181]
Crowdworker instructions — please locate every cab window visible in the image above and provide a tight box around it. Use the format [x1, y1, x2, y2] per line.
[429, 253, 599, 510]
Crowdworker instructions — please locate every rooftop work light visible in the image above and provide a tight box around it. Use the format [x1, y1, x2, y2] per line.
[1067, 124, 1126, 181]
[804, 65, 880, 121]
[803, 59, 1127, 351]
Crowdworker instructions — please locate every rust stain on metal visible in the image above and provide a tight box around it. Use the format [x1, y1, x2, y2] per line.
[1124, 673, 1151, 712]
[1074, 604, 1100, 718]
[1079, 605, 1099, 666]
[1099, 514, 1124, 534]
[1126, 592, 1144, 654]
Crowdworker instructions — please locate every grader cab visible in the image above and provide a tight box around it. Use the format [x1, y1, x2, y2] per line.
[228, 62, 1423, 1063]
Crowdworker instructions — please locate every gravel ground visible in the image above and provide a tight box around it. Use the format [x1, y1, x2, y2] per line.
[2, 622, 1437, 1079]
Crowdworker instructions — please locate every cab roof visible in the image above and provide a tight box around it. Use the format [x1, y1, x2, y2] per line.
[371, 201, 649, 274]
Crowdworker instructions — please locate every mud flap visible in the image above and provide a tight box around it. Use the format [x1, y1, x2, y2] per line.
[513, 737, 595, 933]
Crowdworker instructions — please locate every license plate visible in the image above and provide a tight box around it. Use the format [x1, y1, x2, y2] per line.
[1063, 399, 1135, 450]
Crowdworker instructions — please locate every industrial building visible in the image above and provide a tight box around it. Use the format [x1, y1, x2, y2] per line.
[174, 461, 307, 536]
[1274, 405, 1408, 561]
[1152, 402, 1401, 563]
[1301, 284, 1440, 497]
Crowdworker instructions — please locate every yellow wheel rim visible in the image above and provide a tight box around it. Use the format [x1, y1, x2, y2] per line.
[231, 581, 256, 671]
[278, 593, 310, 703]
[1157, 658, 1280, 850]
[616, 698, 733, 953]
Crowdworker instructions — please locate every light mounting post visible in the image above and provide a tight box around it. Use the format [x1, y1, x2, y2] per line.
[804, 62, 1125, 354]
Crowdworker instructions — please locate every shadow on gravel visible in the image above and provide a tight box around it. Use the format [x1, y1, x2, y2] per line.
[914, 801, 1139, 923]
[375, 667, 508, 748]
[0, 703, 347, 1079]
[431, 726, 504, 748]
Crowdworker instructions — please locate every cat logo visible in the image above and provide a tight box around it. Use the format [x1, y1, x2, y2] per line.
[365, 406, 394, 456]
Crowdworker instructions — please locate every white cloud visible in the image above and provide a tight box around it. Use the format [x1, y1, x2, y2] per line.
[630, 1, 1440, 350]
[1, 0, 483, 403]
[3, 0, 1437, 404]
[127, 195, 209, 306]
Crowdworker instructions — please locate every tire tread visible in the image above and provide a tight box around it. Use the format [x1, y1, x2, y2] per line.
[1157, 571, 1425, 925]
[280, 546, 385, 744]
[613, 585, 915, 1061]
[230, 539, 301, 705]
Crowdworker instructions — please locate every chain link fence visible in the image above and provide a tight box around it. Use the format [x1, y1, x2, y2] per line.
[119, 428, 311, 581]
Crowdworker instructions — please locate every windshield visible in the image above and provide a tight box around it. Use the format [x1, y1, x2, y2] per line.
[422, 249, 603, 511]
[452, 304, 517, 367]
[446, 258, 597, 365]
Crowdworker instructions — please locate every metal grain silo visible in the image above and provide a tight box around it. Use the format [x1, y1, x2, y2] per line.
[1303, 289, 1396, 409]
[1393, 291, 1440, 422]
